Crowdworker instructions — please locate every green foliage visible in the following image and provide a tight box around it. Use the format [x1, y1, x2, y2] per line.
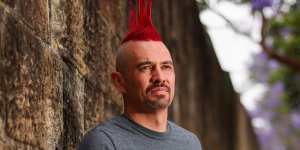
[266, 7, 300, 111]
[196, 0, 209, 12]
[269, 67, 288, 84]
[269, 10, 300, 59]
[279, 92, 290, 113]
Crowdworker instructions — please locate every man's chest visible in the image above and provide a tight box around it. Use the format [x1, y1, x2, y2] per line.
[111, 135, 199, 150]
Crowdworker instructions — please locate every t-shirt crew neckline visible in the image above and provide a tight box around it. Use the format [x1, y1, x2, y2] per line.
[119, 114, 172, 140]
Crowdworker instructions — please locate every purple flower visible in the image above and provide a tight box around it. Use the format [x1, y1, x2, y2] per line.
[258, 51, 268, 60]
[252, 0, 273, 10]
[255, 127, 285, 150]
[269, 60, 280, 70]
[290, 112, 300, 130]
[280, 28, 292, 40]
[267, 96, 280, 109]
[271, 81, 284, 94]
[250, 107, 274, 120]
[249, 52, 278, 83]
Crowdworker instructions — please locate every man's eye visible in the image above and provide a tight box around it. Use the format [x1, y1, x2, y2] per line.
[139, 66, 152, 71]
[162, 65, 172, 70]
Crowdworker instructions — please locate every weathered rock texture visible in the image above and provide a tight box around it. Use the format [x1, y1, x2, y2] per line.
[152, 1, 260, 150]
[0, 0, 260, 150]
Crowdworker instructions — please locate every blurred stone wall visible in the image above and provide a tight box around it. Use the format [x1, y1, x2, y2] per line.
[152, 1, 260, 149]
[0, 0, 259, 149]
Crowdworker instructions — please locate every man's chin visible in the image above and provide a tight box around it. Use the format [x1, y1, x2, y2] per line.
[145, 98, 171, 110]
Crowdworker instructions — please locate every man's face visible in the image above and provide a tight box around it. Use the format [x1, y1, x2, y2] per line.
[119, 41, 175, 111]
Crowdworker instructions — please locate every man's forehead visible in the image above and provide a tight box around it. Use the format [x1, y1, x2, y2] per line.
[116, 41, 173, 70]
[121, 41, 168, 51]
[123, 41, 171, 56]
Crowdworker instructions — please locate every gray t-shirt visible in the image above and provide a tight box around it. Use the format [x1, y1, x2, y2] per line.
[77, 115, 202, 150]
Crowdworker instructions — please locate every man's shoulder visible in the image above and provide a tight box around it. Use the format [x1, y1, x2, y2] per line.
[168, 121, 202, 149]
[77, 116, 122, 150]
[94, 116, 121, 130]
[77, 125, 115, 150]
[168, 121, 197, 137]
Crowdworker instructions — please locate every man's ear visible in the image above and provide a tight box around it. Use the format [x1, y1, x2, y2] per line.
[111, 72, 127, 93]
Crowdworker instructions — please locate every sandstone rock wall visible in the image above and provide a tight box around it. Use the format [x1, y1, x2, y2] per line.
[152, 1, 260, 149]
[0, 0, 259, 149]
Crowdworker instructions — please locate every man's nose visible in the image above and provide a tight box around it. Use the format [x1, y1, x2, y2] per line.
[150, 67, 164, 84]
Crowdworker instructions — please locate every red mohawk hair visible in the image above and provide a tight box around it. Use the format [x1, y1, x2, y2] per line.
[121, 0, 162, 44]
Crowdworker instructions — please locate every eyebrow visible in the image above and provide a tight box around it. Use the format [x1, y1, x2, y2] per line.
[161, 61, 173, 66]
[136, 60, 173, 68]
[136, 61, 152, 68]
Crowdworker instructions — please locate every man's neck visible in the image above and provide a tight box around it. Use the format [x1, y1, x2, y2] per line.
[124, 109, 168, 133]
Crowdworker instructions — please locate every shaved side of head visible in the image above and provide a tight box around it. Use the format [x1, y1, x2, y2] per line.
[116, 42, 131, 76]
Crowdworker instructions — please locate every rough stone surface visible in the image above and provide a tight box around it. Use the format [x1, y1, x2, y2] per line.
[1, 0, 50, 41]
[83, 0, 126, 131]
[0, 0, 260, 150]
[236, 102, 260, 150]
[0, 3, 63, 149]
[153, 0, 260, 150]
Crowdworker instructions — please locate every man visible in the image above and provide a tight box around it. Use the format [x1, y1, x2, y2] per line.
[77, 0, 202, 149]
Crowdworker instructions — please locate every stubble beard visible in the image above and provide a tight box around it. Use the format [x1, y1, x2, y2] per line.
[145, 84, 173, 110]
[144, 96, 172, 110]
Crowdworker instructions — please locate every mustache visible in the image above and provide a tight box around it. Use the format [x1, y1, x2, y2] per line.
[146, 83, 170, 93]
